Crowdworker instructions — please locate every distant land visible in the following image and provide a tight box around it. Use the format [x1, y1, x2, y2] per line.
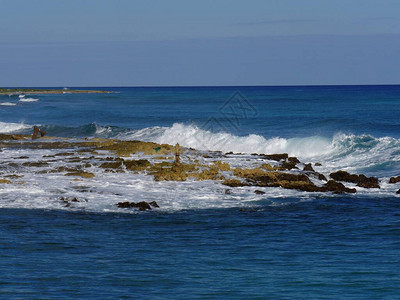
[0, 88, 112, 95]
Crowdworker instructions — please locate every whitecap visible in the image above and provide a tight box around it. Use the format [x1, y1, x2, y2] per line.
[19, 97, 39, 102]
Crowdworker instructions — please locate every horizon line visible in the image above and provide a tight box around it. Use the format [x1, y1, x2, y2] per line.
[3, 83, 400, 89]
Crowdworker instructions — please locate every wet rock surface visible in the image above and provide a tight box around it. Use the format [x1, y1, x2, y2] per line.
[330, 171, 380, 188]
[117, 201, 159, 211]
[389, 176, 400, 184]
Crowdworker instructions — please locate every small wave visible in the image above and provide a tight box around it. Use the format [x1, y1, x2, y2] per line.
[0, 102, 17, 106]
[19, 98, 39, 102]
[0, 121, 31, 133]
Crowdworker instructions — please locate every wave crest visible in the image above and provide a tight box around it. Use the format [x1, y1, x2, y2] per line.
[0, 121, 31, 133]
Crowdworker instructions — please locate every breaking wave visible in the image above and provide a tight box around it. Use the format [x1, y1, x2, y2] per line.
[2, 121, 400, 175]
[0, 121, 31, 133]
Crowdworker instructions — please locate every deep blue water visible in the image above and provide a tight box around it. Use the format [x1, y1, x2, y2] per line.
[1, 85, 400, 298]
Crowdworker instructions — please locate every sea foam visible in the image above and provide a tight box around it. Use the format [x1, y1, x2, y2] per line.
[0, 121, 31, 133]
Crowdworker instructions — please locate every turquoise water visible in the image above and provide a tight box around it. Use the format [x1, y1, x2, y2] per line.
[1, 86, 400, 298]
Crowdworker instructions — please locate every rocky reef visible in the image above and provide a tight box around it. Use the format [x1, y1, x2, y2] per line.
[0, 132, 399, 212]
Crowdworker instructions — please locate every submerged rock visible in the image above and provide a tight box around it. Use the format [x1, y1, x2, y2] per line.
[254, 190, 265, 194]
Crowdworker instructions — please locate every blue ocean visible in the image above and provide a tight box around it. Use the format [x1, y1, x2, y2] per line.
[1, 85, 400, 298]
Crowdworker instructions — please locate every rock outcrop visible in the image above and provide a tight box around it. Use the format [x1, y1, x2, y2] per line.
[117, 201, 159, 211]
[330, 171, 380, 188]
[389, 176, 400, 184]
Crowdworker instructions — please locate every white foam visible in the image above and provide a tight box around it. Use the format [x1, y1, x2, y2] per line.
[0, 121, 31, 133]
[154, 123, 333, 158]
[19, 97, 39, 102]
[0, 102, 16, 106]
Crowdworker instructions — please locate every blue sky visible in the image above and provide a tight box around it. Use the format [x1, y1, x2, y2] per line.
[1, 0, 399, 86]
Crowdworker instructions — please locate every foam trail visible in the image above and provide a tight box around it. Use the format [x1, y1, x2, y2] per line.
[19, 98, 39, 102]
[0, 102, 16, 106]
[0, 121, 31, 133]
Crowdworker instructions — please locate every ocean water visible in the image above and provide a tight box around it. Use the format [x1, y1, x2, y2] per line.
[1, 85, 400, 298]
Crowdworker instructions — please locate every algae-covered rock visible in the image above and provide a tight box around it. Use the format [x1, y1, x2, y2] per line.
[213, 161, 230, 171]
[151, 165, 188, 181]
[222, 179, 247, 187]
[124, 159, 151, 171]
[0, 179, 11, 184]
[99, 161, 124, 169]
[98, 140, 174, 156]
[193, 166, 225, 181]
[0, 134, 26, 141]
[22, 161, 49, 167]
[65, 171, 95, 178]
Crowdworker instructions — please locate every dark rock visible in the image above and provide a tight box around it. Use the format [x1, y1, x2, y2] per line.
[222, 179, 247, 187]
[315, 163, 322, 166]
[225, 189, 232, 195]
[356, 175, 380, 189]
[323, 180, 357, 194]
[100, 161, 123, 169]
[148, 201, 159, 208]
[397, 189, 400, 194]
[124, 159, 151, 171]
[288, 157, 300, 164]
[389, 176, 400, 184]
[22, 161, 49, 167]
[254, 190, 265, 194]
[117, 201, 157, 211]
[303, 163, 315, 172]
[264, 153, 289, 161]
[280, 160, 298, 170]
[330, 170, 379, 189]
[318, 173, 328, 181]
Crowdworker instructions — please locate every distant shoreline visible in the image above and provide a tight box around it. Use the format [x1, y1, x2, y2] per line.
[0, 88, 113, 95]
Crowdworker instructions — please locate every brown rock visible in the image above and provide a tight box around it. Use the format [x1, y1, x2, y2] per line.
[318, 173, 328, 181]
[389, 176, 400, 184]
[303, 163, 315, 172]
[263, 153, 289, 161]
[330, 170, 379, 189]
[323, 180, 356, 194]
[222, 179, 247, 187]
